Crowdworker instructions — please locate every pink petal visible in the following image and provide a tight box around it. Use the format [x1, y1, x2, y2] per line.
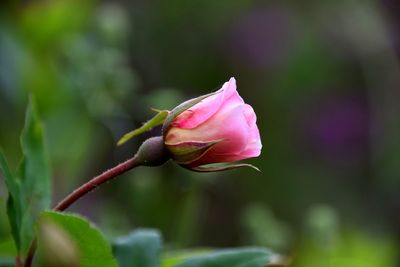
[166, 104, 250, 165]
[202, 128, 261, 163]
[238, 125, 262, 157]
[191, 119, 262, 166]
[172, 77, 239, 129]
[207, 104, 249, 154]
[223, 77, 243, 103]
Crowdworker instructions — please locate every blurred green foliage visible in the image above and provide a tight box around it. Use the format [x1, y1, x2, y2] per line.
[0, 0, 399, 265]
[292, 205, 397, 267]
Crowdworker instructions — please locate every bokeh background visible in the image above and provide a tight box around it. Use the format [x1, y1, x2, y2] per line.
[1, 0, 399, 265]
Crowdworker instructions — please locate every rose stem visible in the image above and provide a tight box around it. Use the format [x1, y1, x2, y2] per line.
[54, 156, 140, 211]
[24, 156, 141, 267]
[16, 255, 22, 267]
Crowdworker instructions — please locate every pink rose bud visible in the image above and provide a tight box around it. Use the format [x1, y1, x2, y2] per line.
[164, 77, 262, 171]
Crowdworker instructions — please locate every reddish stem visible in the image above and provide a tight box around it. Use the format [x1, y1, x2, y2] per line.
[54, 156, 140, 211]
[16, 255, 22, 267]
[24, 156, 141, 267]
[24, 241, 36, 267]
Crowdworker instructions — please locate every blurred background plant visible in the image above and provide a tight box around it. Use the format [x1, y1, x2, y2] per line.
[0, 0, 399, 265]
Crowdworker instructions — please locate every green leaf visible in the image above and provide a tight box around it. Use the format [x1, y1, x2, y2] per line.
[37, 217, 80, 267]
[18, 99, 51, 254]
[0, 153, 19, 204]
[117, 110, 169, 146]
[0, 238, 17, 257]
[173, 248, 274, 267]
[39, 211, 118, 267]
[0, 99, 52, 255]
[0, 152, 22, 252]
[0, 100, 52, 256]
[113, 229, 162, 267]
[19, 99, 51, 211]
[161, 250, 210, 267]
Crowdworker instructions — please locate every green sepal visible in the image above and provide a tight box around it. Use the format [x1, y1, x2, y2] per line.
[162, 91, 218, 136]
[165, 140, 222, 164]
[118, 110, 169, 146]
[184, 163, 261, 173]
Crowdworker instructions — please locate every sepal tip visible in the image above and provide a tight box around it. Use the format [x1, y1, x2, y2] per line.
[182, 163, 261, 173]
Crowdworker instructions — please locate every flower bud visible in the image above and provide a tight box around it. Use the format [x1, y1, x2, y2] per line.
[118, 77, 261, 172]
[163, 77, 262, 172]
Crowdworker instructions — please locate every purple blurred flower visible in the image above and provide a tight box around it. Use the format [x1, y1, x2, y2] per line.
[381, 0, 400, 56]
[226, 6, 297, 69]
[306, 95, 370, 166]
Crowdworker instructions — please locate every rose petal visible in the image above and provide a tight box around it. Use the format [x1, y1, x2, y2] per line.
[171, 77, 238, 129]
[194, 119, 262, 164]
[239, 125, 262, 157]
[166, 103, 249, 155]
[223, 77, 244, 103]
[243, 104, 257, 127]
